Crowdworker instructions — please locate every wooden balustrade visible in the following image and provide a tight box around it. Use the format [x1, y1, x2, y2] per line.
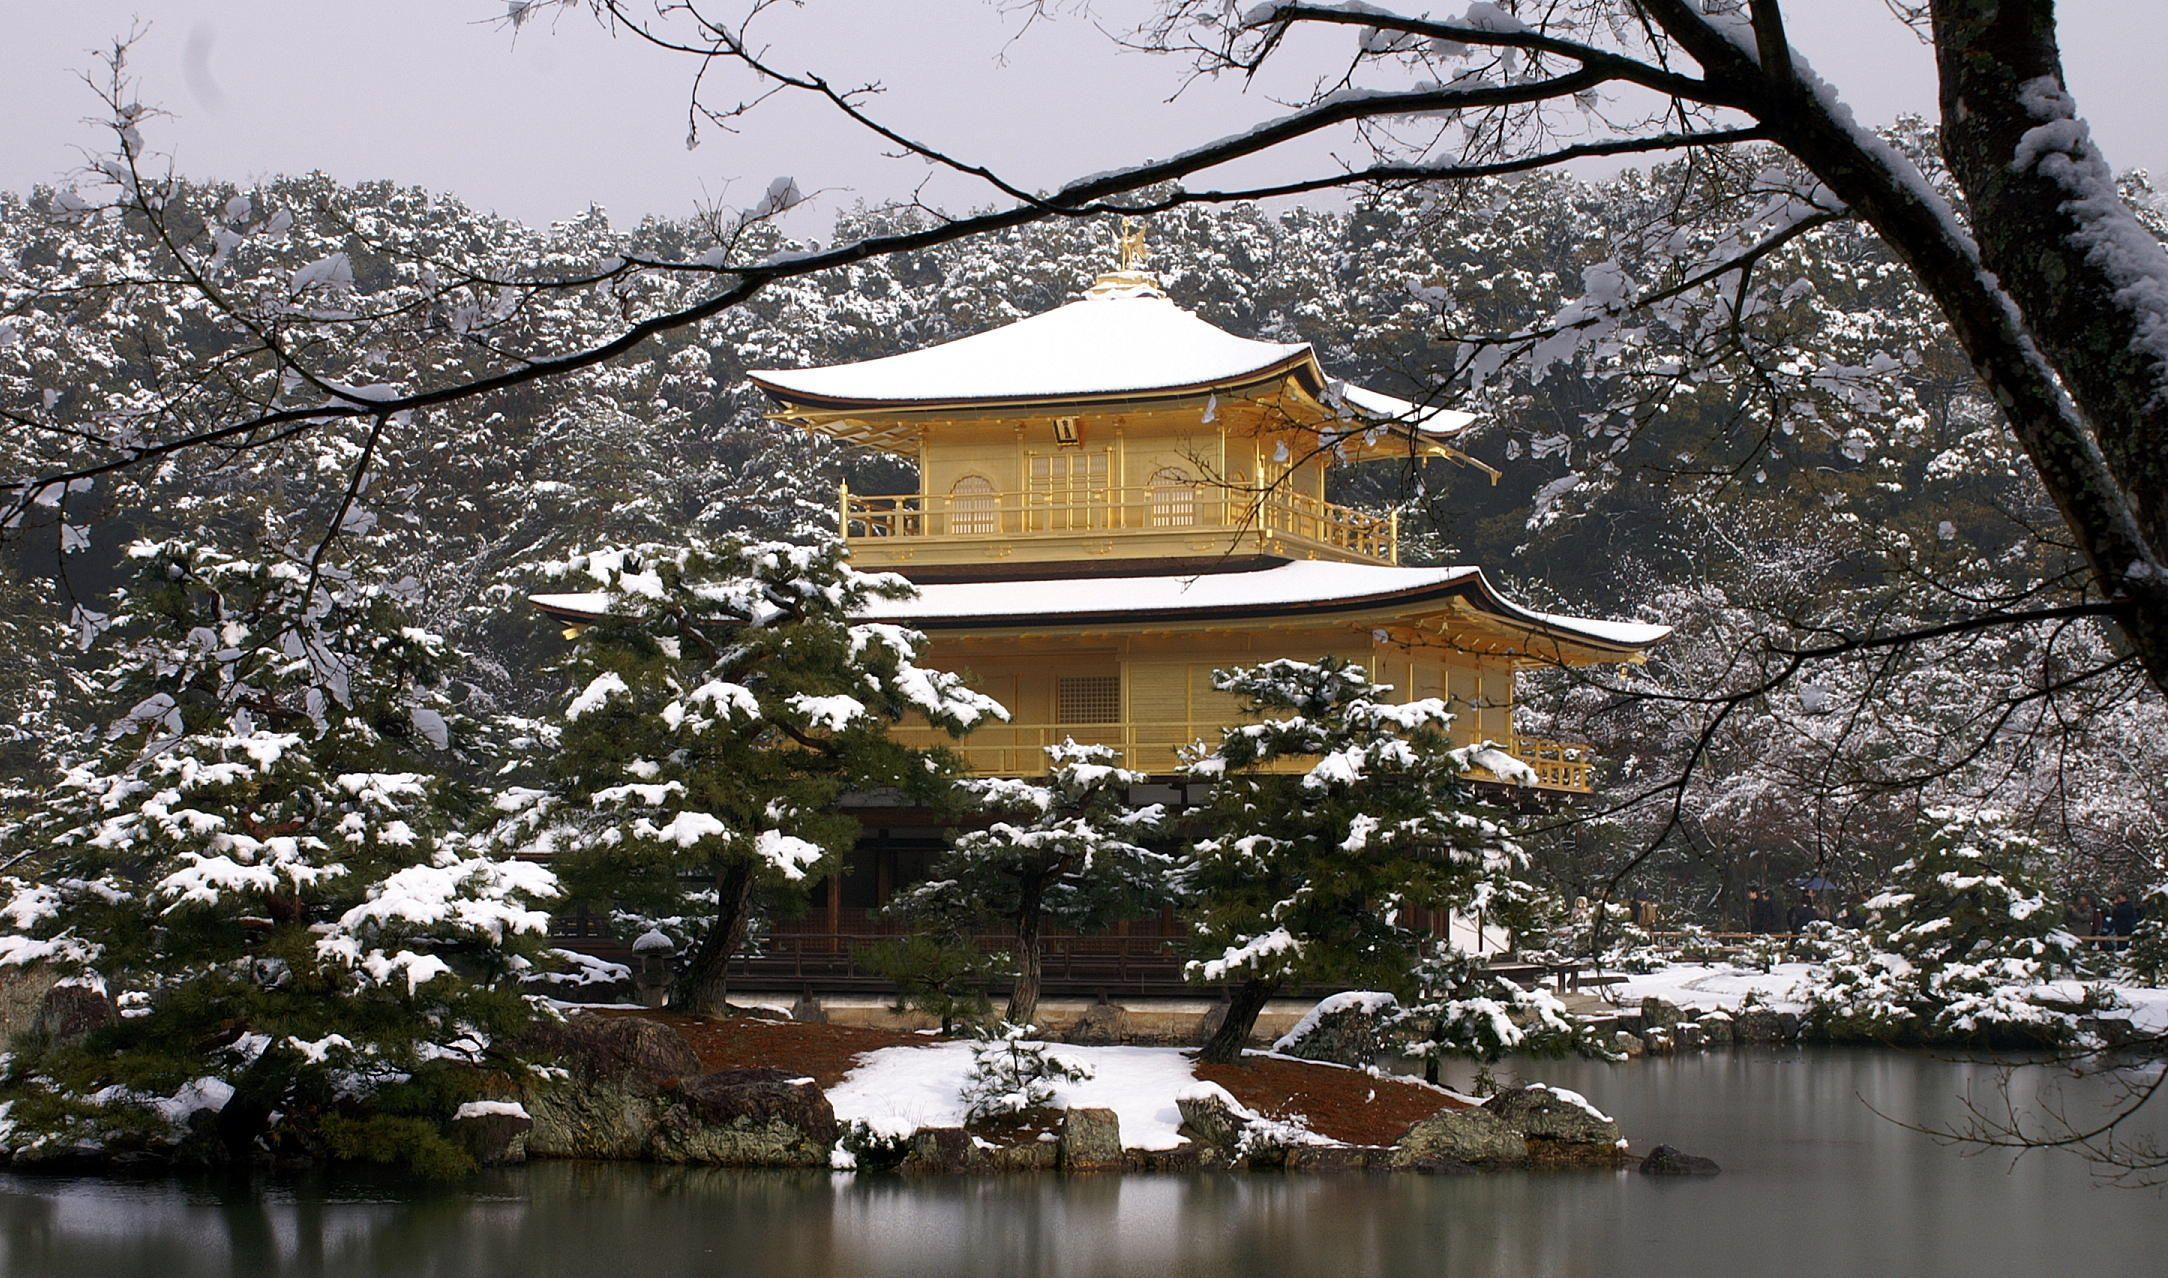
[840, 482, 1397, 563]
[1508, 737, 1595, 792]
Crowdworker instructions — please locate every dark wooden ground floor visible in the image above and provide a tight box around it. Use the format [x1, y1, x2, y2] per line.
[550, 815, 1518, 999]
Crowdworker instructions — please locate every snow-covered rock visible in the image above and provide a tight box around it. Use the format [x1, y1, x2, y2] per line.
[1272, 990, 1400, 1066]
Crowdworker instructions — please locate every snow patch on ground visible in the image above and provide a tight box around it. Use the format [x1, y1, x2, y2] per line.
[1610, 962, 1815, 1014]
[1611, 962, 2168, 1034]
[826, 1042, 1202, 1150]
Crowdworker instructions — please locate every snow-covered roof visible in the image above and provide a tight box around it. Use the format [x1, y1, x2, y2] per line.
[748, 289, 1471, 437]
[531, 560, 1668, 653]
[869, 560, 1476, 623]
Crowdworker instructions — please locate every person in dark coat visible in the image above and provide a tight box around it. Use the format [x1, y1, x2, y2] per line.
[1748, 888, 1778, 935]
[2109, 893, 2139, 944]
[1786, 893, 1821, 934]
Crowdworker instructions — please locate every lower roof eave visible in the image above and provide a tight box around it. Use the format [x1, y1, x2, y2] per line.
[530, 562, 1668, 660]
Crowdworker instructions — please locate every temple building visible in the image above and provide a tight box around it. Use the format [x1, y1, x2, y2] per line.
[742, 228, 1666, 793]
[539, 226, 1667, 989]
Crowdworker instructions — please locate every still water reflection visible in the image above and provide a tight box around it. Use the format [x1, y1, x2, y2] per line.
[2, 1048, 2163, 1277]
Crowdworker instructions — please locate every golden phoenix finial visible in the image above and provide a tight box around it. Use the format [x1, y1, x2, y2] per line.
[1115, 217, 1148, 272]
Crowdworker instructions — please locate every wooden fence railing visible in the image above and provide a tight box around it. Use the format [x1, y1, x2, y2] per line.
[841, 482, 1397, 563]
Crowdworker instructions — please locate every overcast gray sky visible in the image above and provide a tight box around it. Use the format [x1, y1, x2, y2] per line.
[3, 1, 2162, 228]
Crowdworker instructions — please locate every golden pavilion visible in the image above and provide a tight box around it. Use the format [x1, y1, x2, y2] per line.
[739, 227, 1667, 794]
[535, 227, 1667, 984]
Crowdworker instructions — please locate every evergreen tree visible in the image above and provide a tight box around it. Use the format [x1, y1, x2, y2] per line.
[1178, 657, 1528, 1064]
[1801, 807, 2104, 1044]
[2125, 876, 2168, 986]
[525, 532, 1002, 1013]
[860, 932, 998, 1035]
[1392, 946, 1591, 1086]
[887, 741, 1170, 1026]
[1389, 865, 1597, 1083]
[0, 540, 556, 1172]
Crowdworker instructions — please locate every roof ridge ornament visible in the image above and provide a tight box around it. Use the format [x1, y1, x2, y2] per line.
[1086, 215, 1167, 299]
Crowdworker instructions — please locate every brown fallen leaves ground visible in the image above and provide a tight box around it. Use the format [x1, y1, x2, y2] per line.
[598, 1008, 1463, 1145]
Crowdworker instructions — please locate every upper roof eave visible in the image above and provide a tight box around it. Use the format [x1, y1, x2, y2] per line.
[750, 350, 1327, 418]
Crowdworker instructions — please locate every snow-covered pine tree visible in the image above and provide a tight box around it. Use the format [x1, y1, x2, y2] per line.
[886, 740, 1170, 1026]
[957, 1022, 1094, 1122]
[2125, 877, 2168, 986]
[0, 539, 558, 1172]
[1391, 862, 1595, 1082]
[1179, 657, 1529, 1065]
[1393, 946, 1591, 1086]
[1800, 806, 2103, 1045]
[527, 531, 1004, 1013]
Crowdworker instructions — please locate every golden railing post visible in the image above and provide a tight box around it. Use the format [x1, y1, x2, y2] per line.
[837, 480, 850, 539]
[1388, 509, 1400, 564]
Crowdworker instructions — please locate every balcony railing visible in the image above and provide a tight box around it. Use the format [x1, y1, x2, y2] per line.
[1512, 737, 1594, 792]
[841, 482, 1397, 563]
[891, 720, 1594, 792]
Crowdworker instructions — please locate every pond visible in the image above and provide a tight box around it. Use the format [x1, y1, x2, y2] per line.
[2, 1048, 2163, 1277]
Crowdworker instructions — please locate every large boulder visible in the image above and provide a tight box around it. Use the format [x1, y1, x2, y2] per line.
[29, 982, 117, 1049]
[1639, 1144, 1721, 1176]
[521, 1014, 695, 1161]
[1058, 1107, 1123, 1173]
[985, 1139, 1060, 1172]
[526, 1012, 701, 1084]
[1392, 1107, 1529, 1171]
[1483, 1085, 1629, 1167]
[900, 1126, 981, 1174]
[1064, 1001, 1126, 1046]
[450, 1100, 534, 1167]
[1639, 997, 1688, 1031]
[1696, 1011, 1736, 1046]
[1125, 1143, 1204, 1173]
[1195, 1000, 1234, 1048]
[1734, 1008, 1801, 1044]
[1272, 992, 1399, 1068]
[651, 1068, 837, 1166]
[1287, 1144, 1392, 1172]
[1610, 1030, 1646, 1059]
[1175, 1086, 1245, 1158]
[0, 964, 57, 1048]
[1672, 1022, 1706, 1052]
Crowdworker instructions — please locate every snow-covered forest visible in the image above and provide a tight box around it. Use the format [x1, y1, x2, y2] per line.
[6, 0, 2168, 1174]
[8, 4, 2168, 1261]
[4, 148, 2163, 916]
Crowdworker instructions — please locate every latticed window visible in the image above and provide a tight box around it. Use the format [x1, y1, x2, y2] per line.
[948, 474, 997, 536]
[1148, 466, 1198, 527]
[1027, 450, 1110, 530]
[1056, 675, 1122, 726]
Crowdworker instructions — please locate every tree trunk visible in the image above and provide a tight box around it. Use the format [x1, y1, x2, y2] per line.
[1933, 0, 2168, 570]
[1641, 0, 2168, 693]
[1199, 977, 1278, 1065]
[217, 1040, 295, 1162]
[670, 860, 757, 1015]
[1005, 882, 1046, 1028]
